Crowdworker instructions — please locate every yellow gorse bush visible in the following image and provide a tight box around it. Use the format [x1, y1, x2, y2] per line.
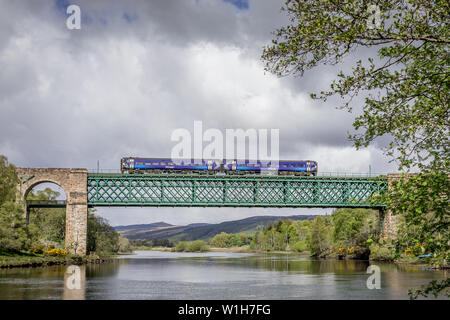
[404, 247, 413, 257]
[44, 248, 67, 256]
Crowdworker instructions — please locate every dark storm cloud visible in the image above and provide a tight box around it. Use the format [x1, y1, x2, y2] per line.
[0, 0, 397, 225]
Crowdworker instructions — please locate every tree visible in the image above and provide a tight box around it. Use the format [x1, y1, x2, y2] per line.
[309, 216, 332, 256]
[0, 155, 18, 205]
[210, 232, 233, 248]
[262, 0, 449, 298]
[0, 155, 28, 252]
[27, 188, 66, 244]
[333, 208, 379, 246]
[262, 0, 449, 172]
[118, 237, 132, 253]
[386, 173, 449, 264]
[87, 211, 120, 255]
[0, 202, 29, 252]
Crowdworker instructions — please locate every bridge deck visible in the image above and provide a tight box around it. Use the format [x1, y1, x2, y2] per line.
[87, 173, 387, 208]
[26, 200, 67, 208]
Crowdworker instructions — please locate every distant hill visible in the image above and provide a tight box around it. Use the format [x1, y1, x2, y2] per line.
[114, 222, 172, 231]
[115, 215, 316, 242]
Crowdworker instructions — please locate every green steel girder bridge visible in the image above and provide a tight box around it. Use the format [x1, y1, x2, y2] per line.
[19, 168, 393, 255]
[85, 173, 387, 208]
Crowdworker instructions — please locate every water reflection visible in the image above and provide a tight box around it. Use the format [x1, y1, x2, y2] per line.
[0, 251, 446, 300]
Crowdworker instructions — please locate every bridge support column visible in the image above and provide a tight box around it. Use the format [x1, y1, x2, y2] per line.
[65, 203, 87, 256]
[380, 174, 401, 238]
[65, 169, 88, 256]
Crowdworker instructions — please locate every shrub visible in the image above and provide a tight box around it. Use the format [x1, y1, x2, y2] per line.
[187, 240, 209, 252]
[174, 241, 188, 252]
[291, 240, 308, 252]
[369, 243, 396, 261]
[174, 240, 209, 252]
[30, 242, 45, 254]
[44, 248, 67, 256]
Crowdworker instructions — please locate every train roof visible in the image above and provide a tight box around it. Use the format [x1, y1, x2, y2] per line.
[122, 157, 317, 163]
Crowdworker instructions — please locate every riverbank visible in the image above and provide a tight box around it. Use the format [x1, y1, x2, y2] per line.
[208, 246, 449, 270]
[209, 246, 304, 254]
[0, 252, 115, 269]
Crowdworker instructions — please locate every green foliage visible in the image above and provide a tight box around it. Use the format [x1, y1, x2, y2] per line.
[262, 0, 449, 172]
[174, 240, 209, 252]
[0, 202, 29, 252]
[333, 208, 379, 248]
[408, 279, 450, 300]
[262, 1, 449, 298]
[30, 242, 45, 254]
[0, 155, 18, 205]
[27, 189, 66, 244]
[118, 237, 132, 253]
[0, 155, 28, 252]
[87, 211, 120, 255]
[175, 241, 188, 252]
[250, 209, 382, 257]
[369, 242, 396, 261]
[290, 240, 308, 252]
[252, 218, 312, 252]
[151, 238, 174, 247]
[187, 240, 209, 252]
[386, 172, 449, 265]
[309, 216, 333, 257]
[0, 154, 122, 258]
[209, 232, 252, 248]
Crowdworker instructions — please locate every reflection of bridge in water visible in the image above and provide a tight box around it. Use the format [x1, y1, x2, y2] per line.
[16, 167, 399, 256]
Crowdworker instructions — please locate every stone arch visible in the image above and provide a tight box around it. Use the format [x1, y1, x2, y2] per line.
[15, 168, 88, 255]
[24, 179, 67, 202]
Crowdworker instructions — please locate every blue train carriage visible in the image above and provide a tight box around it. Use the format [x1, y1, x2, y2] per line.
[230, 159, 317, 176]
[121, 157, 318, 176]
[120, 157, 222, 174]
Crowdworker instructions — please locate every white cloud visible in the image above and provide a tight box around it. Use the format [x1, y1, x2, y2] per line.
[0, 0, 396, 225]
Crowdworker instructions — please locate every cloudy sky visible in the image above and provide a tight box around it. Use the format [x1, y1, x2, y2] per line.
[0, 0, 397, 226]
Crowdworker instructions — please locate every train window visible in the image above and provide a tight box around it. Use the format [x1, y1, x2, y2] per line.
[153, 162, 159, 165]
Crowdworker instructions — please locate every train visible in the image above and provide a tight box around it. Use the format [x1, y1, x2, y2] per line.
[120, 157, 318, 176]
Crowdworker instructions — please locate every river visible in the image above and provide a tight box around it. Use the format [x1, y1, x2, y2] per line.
[0, 250, 447, 299]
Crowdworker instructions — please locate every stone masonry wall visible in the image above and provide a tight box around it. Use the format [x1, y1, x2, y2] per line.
[15, 168, 88, 255]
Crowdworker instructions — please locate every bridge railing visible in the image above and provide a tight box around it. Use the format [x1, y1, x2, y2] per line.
[88, 169, 385, 178]
[317, 172, 384, 178]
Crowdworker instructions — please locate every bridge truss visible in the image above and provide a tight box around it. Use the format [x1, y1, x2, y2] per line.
[86, 173, 387, 208]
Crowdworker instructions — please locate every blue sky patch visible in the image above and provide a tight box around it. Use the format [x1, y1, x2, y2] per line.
[123, 12, 138, 23]
[224, 0, 249, 10]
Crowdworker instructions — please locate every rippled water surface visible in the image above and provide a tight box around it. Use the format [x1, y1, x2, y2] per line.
[0, 251, 446, 299]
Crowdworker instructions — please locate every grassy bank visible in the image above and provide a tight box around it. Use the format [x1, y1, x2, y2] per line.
[0, 251, 115, 269]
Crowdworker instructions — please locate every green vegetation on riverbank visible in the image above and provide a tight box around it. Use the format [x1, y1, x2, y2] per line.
[0, 155, 132, 266]
[173, 240, 209, 252]
[208, 208, 448, 270]
[209, 209, 379, 260]
[0, 248, 114, 268]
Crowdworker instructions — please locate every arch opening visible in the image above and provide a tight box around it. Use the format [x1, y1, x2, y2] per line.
[25, 182, 67, 250]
